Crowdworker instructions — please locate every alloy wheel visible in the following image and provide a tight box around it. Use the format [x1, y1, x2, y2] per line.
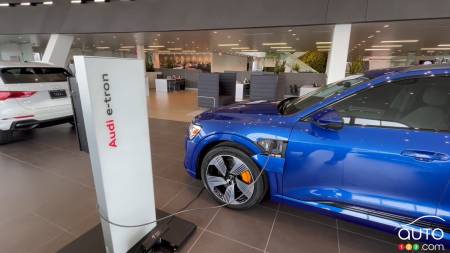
[206, 154, 255, 205]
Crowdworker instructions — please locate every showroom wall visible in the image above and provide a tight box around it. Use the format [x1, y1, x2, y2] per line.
[1, 0, 450, 34]
[211, 53, 248, 73]
[0, 43, 34, 62]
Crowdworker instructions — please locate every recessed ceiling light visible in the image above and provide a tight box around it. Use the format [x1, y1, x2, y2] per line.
[94, 0, 105, 2]
[365, 48, 391, 51]
[437, 44, 450, 47]
[213, 31, 218, 34]
[376, 30, 381, 33]
[154, 38, 158, 41]
[421, 47, 450, 51]
[262, 42, 287, 46]
[0, 3, 9, 6]
[191, 41, 195, 44]
[227, 35, 231, 39]
[315, 41, 332, 45]
[120, 46, 135, 49]
[118, 48, 131, 51]
[157, 34, 161, 36]
[168, 48, 182, 50]
[368, 35, 375, 39]
[384, 24, 390, 28]
[43, 1, 53, 5]
[148, 45, 165, 48]
[372, 45, 403, 48]
[96, 46, 110, 49]
[20, 2, 30, 6]
[296, 38, 300, 41]
[231, 47, 250, 50]
[362, 40, 366, 43]
[292, 34, 296, 36]
[271, 46, 292, 49]
[71, 0, 81, 3]
[176, 37, 180, 40]
[381, 40, 418, 43]
[241, 49, 258, 52]
[288, 29, 293, 32]
[218, 43, 239, 47]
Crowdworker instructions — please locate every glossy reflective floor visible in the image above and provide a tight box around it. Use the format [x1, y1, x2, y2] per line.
[148, 90, 206, 123]
[0, 91, 400, 253]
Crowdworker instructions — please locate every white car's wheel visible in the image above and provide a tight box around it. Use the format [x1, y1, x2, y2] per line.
[0, 130, 13, 145]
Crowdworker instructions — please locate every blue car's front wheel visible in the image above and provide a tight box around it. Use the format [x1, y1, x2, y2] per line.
[200, 146, 267, 209]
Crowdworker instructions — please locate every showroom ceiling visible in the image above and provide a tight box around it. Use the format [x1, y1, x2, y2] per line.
[1, 18, 450, 58]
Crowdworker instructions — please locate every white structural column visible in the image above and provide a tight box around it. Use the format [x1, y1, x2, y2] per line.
[42, 34, 74, 66]
[136, 44, 150, 96]
[136, 44, 145, 60]
[326, 24, 352, 84]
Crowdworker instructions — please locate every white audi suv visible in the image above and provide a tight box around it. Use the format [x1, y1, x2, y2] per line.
[0, 61, 73, 144]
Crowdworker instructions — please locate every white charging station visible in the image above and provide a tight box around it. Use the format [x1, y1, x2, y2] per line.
[74, 56, 157, 252]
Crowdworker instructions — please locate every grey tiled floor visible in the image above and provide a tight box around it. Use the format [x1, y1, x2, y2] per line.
[0, 119, 400, 253]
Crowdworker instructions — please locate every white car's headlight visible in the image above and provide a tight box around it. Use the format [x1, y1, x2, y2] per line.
[188, 123, 202, 140]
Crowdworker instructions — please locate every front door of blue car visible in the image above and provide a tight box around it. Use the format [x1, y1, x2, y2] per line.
[283, 75, 450, 220]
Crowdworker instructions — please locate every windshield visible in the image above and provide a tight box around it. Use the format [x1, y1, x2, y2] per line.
[281, 75, 370, 115]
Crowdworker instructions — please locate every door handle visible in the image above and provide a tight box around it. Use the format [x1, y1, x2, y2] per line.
[401, 150, 449, 162]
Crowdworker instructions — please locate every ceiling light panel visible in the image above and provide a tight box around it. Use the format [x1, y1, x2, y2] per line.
[365, 48, 391, 51]
[218, 43, 239, 47]
[371, 45, 403, 48]
[381, 40, 418, 43]
[262, 42, 287, 46]
[315, 41, 332, 45]
[270, 46, 292, 49]
[421, 47, 450, 51]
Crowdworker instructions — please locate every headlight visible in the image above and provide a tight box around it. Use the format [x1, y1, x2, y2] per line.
[188, 123, 202, 140]
[257, 139, 287, 157]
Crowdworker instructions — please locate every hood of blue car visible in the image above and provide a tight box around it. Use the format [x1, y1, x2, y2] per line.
[213, 100, 280, 115]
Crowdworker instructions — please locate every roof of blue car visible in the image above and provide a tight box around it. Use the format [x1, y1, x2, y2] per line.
[364, 64, 450, 79]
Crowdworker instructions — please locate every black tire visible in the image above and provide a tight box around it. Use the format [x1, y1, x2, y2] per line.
[200, 146, 267, 209]
[0, 130, 13, 145]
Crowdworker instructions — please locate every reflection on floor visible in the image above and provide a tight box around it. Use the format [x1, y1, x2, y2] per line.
[148, 89, 207, 122]
[0, 119, 399, 253]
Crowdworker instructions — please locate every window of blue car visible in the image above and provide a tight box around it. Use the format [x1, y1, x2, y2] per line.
[329, 76, 450, 132]
[281, 75, 369, 115]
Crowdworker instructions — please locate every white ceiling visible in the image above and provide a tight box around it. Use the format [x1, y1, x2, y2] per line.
[1, 18, 450, 59]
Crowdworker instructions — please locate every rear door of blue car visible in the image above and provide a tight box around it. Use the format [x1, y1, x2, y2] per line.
[327, 75, 450, 220]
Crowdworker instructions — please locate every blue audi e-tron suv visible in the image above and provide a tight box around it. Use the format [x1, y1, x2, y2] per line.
[184, 65, 450, 243]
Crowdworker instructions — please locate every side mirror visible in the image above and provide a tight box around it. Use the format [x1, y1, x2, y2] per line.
[312, 109, 344, 130]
